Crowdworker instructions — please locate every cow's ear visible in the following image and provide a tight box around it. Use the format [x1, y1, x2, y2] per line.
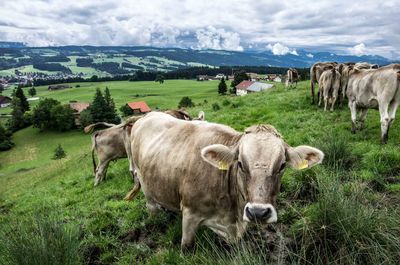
[198, 111, 205, 121]
[286, 145, 324, 170]
[201, 144, 235, 170]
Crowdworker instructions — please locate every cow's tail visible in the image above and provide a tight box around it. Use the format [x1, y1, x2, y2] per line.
[124, 182, 141, 201]
[84, 122, 117, 134]
[311, 66, 316, 103]
[91, 133, 98, 174]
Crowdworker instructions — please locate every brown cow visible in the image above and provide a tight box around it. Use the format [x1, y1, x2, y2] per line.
[128, 112, 324, 249]
[285, 68, 299, 88]
[346, 64, 400, 143]
[85, 110, 204, 186]
[318, 68, 341, 111]
[310, 62, 338, 104]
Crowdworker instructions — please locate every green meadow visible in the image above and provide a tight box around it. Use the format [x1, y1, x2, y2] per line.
[1, 80, 400, 264]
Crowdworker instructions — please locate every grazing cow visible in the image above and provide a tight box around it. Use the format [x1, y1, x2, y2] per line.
[346, 64, 400, 143]
[318, 68, 341, 111]
[86, 110, 204, 186]
[128, 112, 324, 249]
[310, 62, 338, 104]
[285, 68, 299, 88]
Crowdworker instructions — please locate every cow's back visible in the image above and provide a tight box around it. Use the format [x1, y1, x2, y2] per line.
[131, 112, 241, 214]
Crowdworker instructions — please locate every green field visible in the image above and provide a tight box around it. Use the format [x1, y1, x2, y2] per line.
[1, 80, 400, 264]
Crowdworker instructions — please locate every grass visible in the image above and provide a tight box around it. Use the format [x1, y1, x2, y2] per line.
[0, 79, 400, 264]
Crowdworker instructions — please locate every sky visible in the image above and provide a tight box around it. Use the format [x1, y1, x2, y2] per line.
[0, 0, 399, 59]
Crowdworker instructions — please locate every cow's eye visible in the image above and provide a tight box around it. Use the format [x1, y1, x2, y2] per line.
[238, 161, 244, 171]
[279, 162, 286, 172]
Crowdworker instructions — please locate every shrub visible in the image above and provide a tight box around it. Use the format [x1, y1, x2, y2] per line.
[222, 99, 231, 106]
[212, 103, 221, 111]
[53, 144, 66, 160]
[0, 214, 81, 265]
[178, 96, 194, 109]
[0, 123, 14, 151]
[79, 109, 93, 128]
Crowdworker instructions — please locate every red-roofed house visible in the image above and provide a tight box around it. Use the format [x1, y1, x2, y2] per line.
[127, 101, 151, 114]
[235, 80, 274, 96]
[69, 102, 90, 125]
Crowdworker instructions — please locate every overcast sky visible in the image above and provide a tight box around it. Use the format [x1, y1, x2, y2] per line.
[0, 0, 399, 59]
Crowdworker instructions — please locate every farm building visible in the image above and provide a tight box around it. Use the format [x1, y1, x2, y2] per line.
[247, 72, 260, 81]
[236, 81, 273, 96]
[48, 84, 71, 90]
[69, 102, 90, 125]
[0, 95, 11, 108]
[127, 101, 151, 114]
[215, 73, 226, 80]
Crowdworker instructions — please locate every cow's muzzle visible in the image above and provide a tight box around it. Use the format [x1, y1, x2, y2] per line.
[243, 203, 277, 223]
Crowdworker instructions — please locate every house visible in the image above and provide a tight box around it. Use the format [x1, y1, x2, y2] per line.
[215, 73, 226, 80]
[196, 75, 210, 81]
[69, 102, 90, 125]
[246, 72, 260, 81]
[235, 81, 274, 96]
[127, 101, 151, 114]
[0, 95, 12, 108]
[273, 76, 282, 82]
[48, 84, 71, 90]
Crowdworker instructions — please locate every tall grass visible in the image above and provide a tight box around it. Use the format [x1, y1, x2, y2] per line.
[288, 173, 400, 264]
[0, 213, 81, 265]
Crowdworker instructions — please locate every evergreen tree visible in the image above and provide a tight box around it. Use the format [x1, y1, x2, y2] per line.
[9, 97, 27, 132]
[53, 144, 66, 160]
[89, 88, 107, 123]
[103, 87, 120, 123]
[0, 123, 14, 151]
[218, 77, 227, 95]
[28, 87, 36, 97]
[14, 86, 29, 112]
[230, 71, 250, 94]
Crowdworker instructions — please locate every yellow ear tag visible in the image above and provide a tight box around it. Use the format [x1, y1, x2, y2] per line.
[297, 159, 309, 170]
[218, 162, 229, 170]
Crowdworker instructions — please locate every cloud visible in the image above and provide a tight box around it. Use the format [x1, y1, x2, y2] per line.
[194, 26, 243, 51]
[266, 43, 298, 56]
[0, 0, 399, 58]
[348, 43, 368, 56]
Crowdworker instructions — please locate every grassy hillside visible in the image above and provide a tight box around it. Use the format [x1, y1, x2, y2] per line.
[1, 80, 400, 264]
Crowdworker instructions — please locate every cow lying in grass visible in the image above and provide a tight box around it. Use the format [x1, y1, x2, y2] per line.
[346, 64, 400, 144]
[85, 110, 205, 186]
[128, 112, 324, 249]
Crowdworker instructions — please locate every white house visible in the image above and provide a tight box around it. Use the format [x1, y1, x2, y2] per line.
[235, 81, 274, 96]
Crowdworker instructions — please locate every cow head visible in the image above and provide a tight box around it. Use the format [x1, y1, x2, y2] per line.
[201, 125, 323, 224]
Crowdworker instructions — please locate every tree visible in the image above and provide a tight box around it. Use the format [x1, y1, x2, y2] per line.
[9, 97, 28, 132]
[120, 104, 134, 117]
[178, 96, 194, 109]
[0, 84, 4, 94]
[28, 87, 36, 97]
[155, 74, 165, 84]
[230, 70, 250, 94]
[53, 144, 66, 160]
[0, 123, 14, 151]
[32, 98, 75, 131]
[218, 77, 227, 95]
[90, 87, 120, 124]
[79, 109, 93, 128]
[14, 86, 29, 112]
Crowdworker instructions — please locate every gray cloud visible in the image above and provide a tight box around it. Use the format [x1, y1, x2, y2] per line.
[0, 0, 399, 59]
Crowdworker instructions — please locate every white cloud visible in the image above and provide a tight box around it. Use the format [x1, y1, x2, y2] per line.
[266, 43, 298, 56]
[195, 26, 243, 51]
[348, 43, 368, 56]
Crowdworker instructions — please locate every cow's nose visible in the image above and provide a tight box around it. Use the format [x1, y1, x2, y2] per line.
[246, 206, 271, 221]
[244, 203, 277, 223]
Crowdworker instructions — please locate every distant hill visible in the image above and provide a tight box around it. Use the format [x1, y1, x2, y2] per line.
[0, 44, 395, 77]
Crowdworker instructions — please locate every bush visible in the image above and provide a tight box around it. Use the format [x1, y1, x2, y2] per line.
[0, 214, 81, 265]
[120, 104, 134, 117]
[79, 109, 93, 128]
[53, 144, 66, 160]
[222, 99, 231, 106]
[0, 123, 14, 151]
[212, 103, 221, 111]
[178, 96, 194, 109]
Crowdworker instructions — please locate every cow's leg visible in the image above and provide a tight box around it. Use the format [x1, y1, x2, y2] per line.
[94, 159, 111, 186]
[359, 108, 368, 130]
[124, 172, 141, 201]
[311, 81, 315, 104]
[318, 89, 323, 106]
[330, 96, 337, 112]
[349, 100, 357, 134]
[324, 96, 328, 111]
[379, 102, 390, 144]
[181, 208, 202, 250]
[384, 100, 399, 143]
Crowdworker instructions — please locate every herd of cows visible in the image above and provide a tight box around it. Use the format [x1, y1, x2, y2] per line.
[83, 61, 399, 249]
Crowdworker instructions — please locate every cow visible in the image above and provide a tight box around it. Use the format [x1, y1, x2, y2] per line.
[310, 62, 338, 104]
[85, 110, 205, 186]
[285, 68, 299, 88]
[318, 68, 341, 111]
[128, 112, 324, 249]
[346, 64, 400, 144]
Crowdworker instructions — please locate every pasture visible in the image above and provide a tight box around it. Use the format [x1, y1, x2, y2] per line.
[1, 80, 400, 264]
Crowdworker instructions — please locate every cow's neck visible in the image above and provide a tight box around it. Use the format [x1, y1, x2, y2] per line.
[226, 163, 247, 224]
